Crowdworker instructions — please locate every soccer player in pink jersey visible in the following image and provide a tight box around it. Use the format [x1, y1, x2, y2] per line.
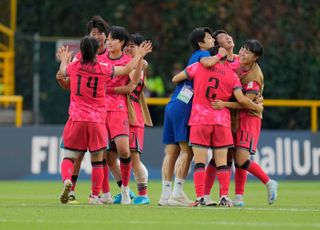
[159, 27, 227, 207]
[212, 39, 278, 205]
[103, 26, 145, 204]
[105, 33, 153, 204]
[172, 51, 263, 207]
[58, 36, 152, 205]
[202, 30, 242, 205]
[56, 15, 111, 204]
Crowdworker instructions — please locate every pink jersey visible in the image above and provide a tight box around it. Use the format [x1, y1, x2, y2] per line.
[105, 54, 132, 112]
[224, 55, 240, 73]
[66, 60, 113, 123]
[130, 73, 145, 127]
[240, 80, 261, 118]
[73, 49, 109, 64]
[186, 62, 242, 127]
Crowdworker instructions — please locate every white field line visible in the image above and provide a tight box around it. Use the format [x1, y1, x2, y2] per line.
[0, 203, 319, 212]
[0, 218, 319, 228]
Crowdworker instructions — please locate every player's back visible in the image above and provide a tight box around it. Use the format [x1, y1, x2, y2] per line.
[186, 62, 241, 126]
[66, 60, 112, 123]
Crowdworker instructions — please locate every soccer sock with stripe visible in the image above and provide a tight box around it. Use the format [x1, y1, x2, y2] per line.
[193, 163, 206, 199]
[204, 159, 216, 196]
[234, 163, 247, 196]
[102, 159, 110, 193]
[242, 160, 270, 184]
[217, 165, 230, 197]
[120, 157, 132, 187]
[91, 161, 104, 196]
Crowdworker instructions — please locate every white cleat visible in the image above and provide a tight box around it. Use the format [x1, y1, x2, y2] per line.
[158, 195, 170, 206]
[121, 185, 131, 205]
[99, 192, 113, 204]
[219, 196, 233, 207]
[168, 192, 193, 206]
[88, 195, 103, 205]
[203, 195, 218, 206]
[60, 179, 72, 204]
[266, 180, 278, 205]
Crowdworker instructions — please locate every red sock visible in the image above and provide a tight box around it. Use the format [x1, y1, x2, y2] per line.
[71, 175, 78, 191]
[235, 167, 247, 195]
[120, 157, 132, 187]
[137, 183, 148, 196]
[102, 160, 110, 193]
[61, 158, 74, 182]
[217, 166, 230, 197]
[193, 163, 206, 198]
[204, 159, 216, 195]
[247, 160, 270, 184]
[91, 161, 104, 196]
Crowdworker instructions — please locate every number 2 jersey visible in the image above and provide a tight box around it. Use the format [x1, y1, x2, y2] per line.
[185, 62, 242, 127]
[66, 60, 113, 124]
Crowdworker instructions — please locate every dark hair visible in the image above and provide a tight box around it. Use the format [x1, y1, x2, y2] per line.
[108, 26, 130, 49]
[129, 33, 145, 46]
[188, 27, 213, 50]
[242, 39, 263, 62]
[212, 29, 228, 41]
[87, 15, 109, 35]
[208, 45, 220, 56]
[80, 36, 99, 64]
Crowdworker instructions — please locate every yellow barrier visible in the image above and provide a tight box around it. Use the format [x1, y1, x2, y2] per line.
[146, 98, 320, 133]
[0, 95, 23, 127]
[0, 51, 15, 95]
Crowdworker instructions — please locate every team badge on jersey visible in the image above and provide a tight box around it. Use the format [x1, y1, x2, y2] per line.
[247, 81, 254, 89]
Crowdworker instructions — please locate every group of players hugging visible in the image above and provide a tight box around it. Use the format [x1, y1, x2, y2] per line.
[56, 15, 278, 207]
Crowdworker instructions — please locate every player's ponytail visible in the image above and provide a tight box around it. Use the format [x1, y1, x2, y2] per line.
[80, 36, 99, 64]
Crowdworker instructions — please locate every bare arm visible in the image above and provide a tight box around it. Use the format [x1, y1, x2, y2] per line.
[56, 70, 70, 90]
[212, 92, 260, 110]
[106, 81, 138, 95]
[114, 41, 152, 76]
[128, 58, 143, 84]
[233, 89, 263, 113]
[200, 47, 227, 68]
[172, 70, 188, 83]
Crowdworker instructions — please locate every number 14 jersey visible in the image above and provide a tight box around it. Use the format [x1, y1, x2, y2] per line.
[185, 62, 242, 127]
[66, 60, 113, 124]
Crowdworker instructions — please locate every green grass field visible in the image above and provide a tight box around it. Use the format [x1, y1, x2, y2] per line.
[0, 180, 319, 230]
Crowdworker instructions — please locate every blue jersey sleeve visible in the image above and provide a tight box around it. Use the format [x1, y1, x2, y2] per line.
[186, 50, 211, 66]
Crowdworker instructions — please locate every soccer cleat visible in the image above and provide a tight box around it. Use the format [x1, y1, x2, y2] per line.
[113, 190, 135, 204]
[113, 193, 122, 204]
[203, 195, 218, 206]
[219, 196, 233, 207]
[60, 180, 72, 204]
[189, 197, 205, 207]
[121, 185, 131, 205]
[266, 179, 278, 205]
[158, 195, 170, 206]
[232, 195, 245, 207]
[88, 195, 103, 205]
[68, 191, 79, 204]
[133, 196, 150, 205]
[168, 192, 193, 206]
[99, 192, 113, 204]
